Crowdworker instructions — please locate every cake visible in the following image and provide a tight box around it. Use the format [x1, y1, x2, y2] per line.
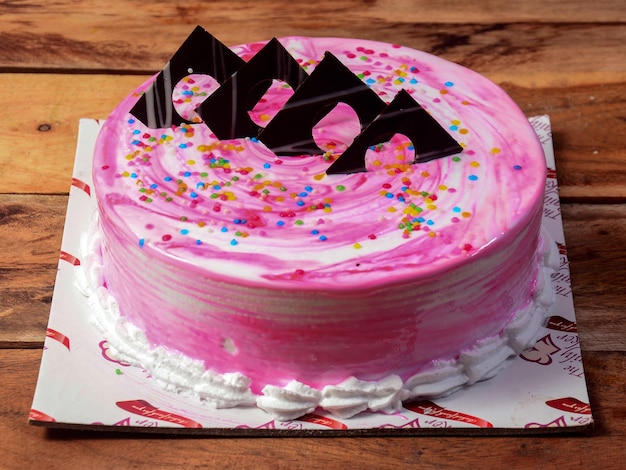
[78, 26, 557, 421]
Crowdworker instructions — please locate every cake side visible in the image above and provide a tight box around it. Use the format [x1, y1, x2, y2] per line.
[77, 221, 558, 419]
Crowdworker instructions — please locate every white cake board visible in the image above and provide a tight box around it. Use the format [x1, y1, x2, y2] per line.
[30, 116, 593, 435]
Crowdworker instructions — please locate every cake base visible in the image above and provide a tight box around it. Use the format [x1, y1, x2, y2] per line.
[30, 116, 593, 434]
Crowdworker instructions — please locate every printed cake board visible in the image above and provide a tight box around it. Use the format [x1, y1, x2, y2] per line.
[30, 115, 593, 435]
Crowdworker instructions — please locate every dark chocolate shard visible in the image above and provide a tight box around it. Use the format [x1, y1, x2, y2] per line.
[326, 89, 463, 174]
[257, 52, 387, 156]
[196, 38, 309, 140]
[130, 25, 245, 128]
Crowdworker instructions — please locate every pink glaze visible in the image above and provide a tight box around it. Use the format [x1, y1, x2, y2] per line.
[92, 37, 546, 394]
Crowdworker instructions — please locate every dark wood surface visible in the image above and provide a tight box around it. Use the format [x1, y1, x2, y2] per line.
[1, 1, 625, 467]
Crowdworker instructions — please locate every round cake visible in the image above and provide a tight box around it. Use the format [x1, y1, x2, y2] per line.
[80, 29, 557, 420]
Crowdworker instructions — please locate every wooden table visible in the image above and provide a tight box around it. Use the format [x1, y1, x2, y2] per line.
[1, 1, 625, 467]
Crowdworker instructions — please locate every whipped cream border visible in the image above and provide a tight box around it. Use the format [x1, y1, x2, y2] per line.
[76, 213, 558, 421]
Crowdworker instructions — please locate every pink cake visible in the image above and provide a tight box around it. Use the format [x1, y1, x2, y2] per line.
[79, 28, 557, 420]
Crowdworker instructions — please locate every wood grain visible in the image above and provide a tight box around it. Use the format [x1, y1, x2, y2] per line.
[1, 74, 625, 199]
[4, 0, 625, 31]
[2, 349, 623, 467]
[2, 1, 626, 89]
[0, 74, 146, 194]
[564, 204, 626, 352]
[503, 83, 626, 202]
[1, 19, 624, 88]
[0, 195, 65, 347]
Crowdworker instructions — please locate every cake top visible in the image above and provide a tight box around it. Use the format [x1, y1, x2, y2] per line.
[94, 31, 545, 291]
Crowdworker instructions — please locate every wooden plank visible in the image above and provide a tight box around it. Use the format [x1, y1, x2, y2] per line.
[2, 0, 624, 29]
[563, 204, 626, 352]
[1, 19, 624, 88]
[502, 82, 626, 201]
[1, 0, 624, 50]
[1, 348, 622, 466]
[1, 194, 625, 351]
[1, 74, 624, 198]
[0, 195, 66, 347]
[0, 74, 147, 194]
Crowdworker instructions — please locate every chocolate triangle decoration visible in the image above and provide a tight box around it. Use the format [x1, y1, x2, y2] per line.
[196, 38, 309, 140]
[326, 90, 463, 174]
[129, 26, 245, 128]
[129, 27, 462, 173]
[257, 52, 387, 156]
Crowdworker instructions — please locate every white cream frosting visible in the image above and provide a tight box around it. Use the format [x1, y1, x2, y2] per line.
[320, 375, 410, 419]
[257, 381, 322, 421]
